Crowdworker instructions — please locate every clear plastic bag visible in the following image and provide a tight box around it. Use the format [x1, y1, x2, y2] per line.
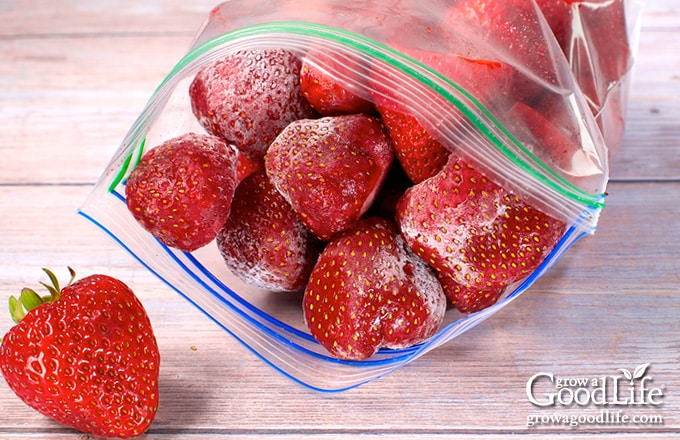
[79, 0, 643, 391]
[536, 0, 645, 157]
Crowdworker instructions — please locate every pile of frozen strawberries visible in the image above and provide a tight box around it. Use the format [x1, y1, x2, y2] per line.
[124, 0, 631, 360]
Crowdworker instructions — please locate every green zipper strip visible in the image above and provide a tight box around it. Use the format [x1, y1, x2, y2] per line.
[109, 21, 605, 210]
[109, 138, 145, 192]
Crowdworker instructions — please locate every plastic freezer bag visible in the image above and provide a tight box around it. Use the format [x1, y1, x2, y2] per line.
[535, 0, 644, 156]
[79, 0, 641, 391]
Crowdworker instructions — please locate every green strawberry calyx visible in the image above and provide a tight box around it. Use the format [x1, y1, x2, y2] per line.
[8, 267, 76, 324]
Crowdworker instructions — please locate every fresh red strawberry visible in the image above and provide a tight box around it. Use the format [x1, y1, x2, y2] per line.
[125, 132, 239, 252]
[396, 157, 567, 313]
[217, 169, 323, 292]
[189, 49, 318, 161]
[264, 114, 394, 240]
[300, 51, 375, 116]
[370, 53, 514, 183]
[0, 268, 160, 438]
[303, 217, 446, 360]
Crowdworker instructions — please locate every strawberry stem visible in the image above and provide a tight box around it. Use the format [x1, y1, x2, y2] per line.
[9, 296, 24, 324]
[7, 267, 76, 324]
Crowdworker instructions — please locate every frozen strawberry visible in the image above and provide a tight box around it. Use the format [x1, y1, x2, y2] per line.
[303, 217, 446, 360]
[446, 0, 563, 101]
[235, 150, 261, 183]
[372, 105, 450, 184]
[508, 101, 606, 192]
[216, 169, 322, 292]
[406, 52, 515, 109]
[370, 53, 514, 183]
[300, 52, 375, 116]
[534, 0, 572, 48]
[509, 101, 578, 173]
[189, 49, 318, 161]
[265, 114, 394, 240]
[125, 132, 238, 252]
[575, 0, 632, 101]
[396, 157, 567, 313]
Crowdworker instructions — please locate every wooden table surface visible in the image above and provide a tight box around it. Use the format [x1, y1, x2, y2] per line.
[1, 1, 679, 438]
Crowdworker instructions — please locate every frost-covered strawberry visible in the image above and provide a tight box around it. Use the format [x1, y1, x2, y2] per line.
[125, 132, 238, 252]
[265, 114, 394, 240]
[534, 0, 572, 48]
[217, 169, 322, 292]
[396, 157, 567, 313]
[508, 101, 606, 192]
[303, 217, 446, 360]
[410, 52, 515, 109]
[189, 49, 318, 161]
[300, 52, 375, 116]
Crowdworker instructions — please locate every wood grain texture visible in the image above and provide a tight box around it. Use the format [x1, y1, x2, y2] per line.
[0, 0, 678, 438]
